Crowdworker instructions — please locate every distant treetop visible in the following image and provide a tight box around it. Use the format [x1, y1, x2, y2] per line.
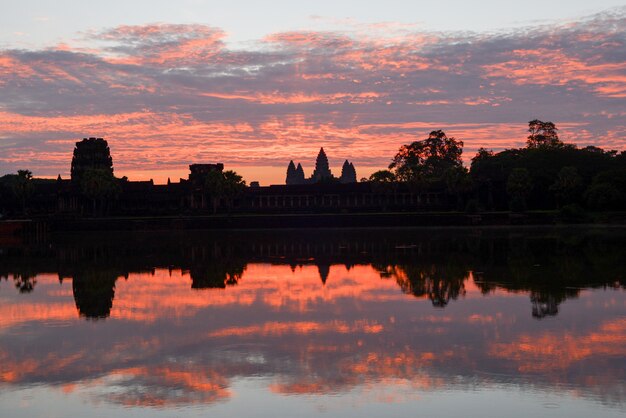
[526, 120, 563, 149]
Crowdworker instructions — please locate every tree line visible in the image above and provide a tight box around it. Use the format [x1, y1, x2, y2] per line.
[367, 120, 626, 213]
[1, 122, 625, 217]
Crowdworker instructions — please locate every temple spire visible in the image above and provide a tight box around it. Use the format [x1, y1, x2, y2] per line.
[312, 147, 332, 182]
[295, 163, 305, 184]
[340, 160, 357, 183]
[286, 160, 297, 185]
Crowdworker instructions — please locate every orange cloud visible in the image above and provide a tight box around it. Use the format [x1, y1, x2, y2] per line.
[1, 17, 625, 183]
[484, 49, 626, 98]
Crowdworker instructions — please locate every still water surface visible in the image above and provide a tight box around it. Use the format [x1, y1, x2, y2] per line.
[0, 227, 624, 417]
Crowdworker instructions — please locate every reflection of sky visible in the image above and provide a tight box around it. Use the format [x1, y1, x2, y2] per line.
[0, 264, 624, 416]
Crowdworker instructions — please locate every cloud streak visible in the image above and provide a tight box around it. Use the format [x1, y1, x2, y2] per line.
[0, 10, 624, 182]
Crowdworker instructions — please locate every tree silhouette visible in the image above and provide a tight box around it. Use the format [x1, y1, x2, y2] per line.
[368, 170, 396, 183]
[550, 166, 582, 207]
[201, 170, 245, 213]
[506, 168, 532, 212]
[443, 166, 472, 210]
[526, 120, 563, 149]
[389, 130, 463, 182]
[11, 170, 34, 215]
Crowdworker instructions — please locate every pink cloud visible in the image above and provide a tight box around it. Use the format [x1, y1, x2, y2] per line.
[0, 11, 624, 183]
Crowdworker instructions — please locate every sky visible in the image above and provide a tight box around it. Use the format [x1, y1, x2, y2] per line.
[0, 1, 625, 184]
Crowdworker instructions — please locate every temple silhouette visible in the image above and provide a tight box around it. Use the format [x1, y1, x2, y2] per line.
[17, 137, 445, 216]
[286, 148, 357, 185]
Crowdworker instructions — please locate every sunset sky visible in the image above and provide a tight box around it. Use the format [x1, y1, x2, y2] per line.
[1, 1, 625, 184]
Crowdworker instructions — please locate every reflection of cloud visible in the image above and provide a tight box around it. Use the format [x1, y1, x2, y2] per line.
[0, 262, 625, 409]
[0, 10, 624, 180]
[489, 318, 626, 373]
[208, 320, 384, 338]
[102, 366, 231, 407]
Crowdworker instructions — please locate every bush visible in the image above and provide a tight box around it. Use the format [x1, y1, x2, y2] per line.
[509, 195, 527, 212]
[585, 183, 622, 210]
[559, 204, 587, 223]
[465, 199, 480, 213]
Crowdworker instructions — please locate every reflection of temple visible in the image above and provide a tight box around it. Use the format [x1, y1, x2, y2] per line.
[1, 229, 625, 319]
[72, 272, 117, 319]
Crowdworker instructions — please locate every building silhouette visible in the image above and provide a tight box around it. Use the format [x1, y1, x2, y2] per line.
[286, 148, 357, 185]
[6, 138, 447, 216]
[70, 137, 114, 184]
[340, 160, 357, 184]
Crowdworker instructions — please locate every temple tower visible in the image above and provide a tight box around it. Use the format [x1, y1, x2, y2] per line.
[340, 160, 357, 183]
[70, 137, 113, 184]
[286, 160, 297, 185]
[311, 148, 332, 182]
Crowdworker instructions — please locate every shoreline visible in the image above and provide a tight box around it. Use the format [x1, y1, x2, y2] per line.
[2, 211, 626, 234]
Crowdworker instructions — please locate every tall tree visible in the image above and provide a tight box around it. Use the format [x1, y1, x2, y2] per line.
[203, 170, 246, 213]
[11, 170, 34, 215]
[443, 166, 472, 210]
[526, 120, 563, 149]
[389, 130, 463, 182]
[550, 166, 582, 207]
[507, 168, 532, 212]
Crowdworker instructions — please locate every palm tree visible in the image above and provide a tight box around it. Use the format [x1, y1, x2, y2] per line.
[11, 170, 33, 215]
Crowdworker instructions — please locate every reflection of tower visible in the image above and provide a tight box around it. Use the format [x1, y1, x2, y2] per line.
[317, 264, 330, 285]
[311, 148, 332, 182]
[72, 272, 117, 319]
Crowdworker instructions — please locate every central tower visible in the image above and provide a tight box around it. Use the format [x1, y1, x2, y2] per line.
[311, 147, 332, 182]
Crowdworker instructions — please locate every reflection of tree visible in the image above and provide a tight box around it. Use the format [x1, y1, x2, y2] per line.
[530, 292, 561, 318]
[72, 270, 117, 319]
[473, 231, 626, 319]
[13, 274, 36, 293]
[383, 264, 468, 307]
[189, 243, 246, 290]
[190, 267, 244, 289]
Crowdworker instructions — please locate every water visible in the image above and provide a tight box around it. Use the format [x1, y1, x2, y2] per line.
[0, 227, 624, 417]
